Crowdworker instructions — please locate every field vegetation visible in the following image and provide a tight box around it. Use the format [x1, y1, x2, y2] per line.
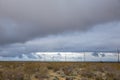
[0, 62, 120, 80]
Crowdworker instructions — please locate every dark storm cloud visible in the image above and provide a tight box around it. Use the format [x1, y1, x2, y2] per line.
[0, 21, 120, 57]
[0, 0, 120, 44]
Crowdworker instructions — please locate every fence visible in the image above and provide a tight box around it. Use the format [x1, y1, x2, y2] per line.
[35, 52, 120, 62]
[0, 51, 119, 62]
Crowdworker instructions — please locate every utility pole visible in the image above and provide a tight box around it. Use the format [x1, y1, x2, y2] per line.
[82, 49, 85, 62]
[117, 48, 119, 62]
[51, 56, 54, 61]
[65, 53, 67, 61]
[43, 54, 46, 61]
[84, 52, 85, 62]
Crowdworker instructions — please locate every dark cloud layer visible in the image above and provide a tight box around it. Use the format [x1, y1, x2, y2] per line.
[0, 0, 120, 45]
[0, 21, 120, 57]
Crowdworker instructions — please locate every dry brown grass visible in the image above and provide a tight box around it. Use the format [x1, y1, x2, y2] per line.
[0, 62, 120, 80]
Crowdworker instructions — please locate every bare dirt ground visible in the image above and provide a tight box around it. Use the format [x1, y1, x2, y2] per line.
[0, 62, 120, 80]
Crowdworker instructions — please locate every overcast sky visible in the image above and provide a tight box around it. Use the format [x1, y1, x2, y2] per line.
[0, 0, 120, 57]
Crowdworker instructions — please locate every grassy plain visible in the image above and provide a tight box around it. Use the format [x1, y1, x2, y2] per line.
[0, 62, 120, 80]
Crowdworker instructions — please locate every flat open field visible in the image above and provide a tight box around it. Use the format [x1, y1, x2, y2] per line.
[0, 62, 120, 80]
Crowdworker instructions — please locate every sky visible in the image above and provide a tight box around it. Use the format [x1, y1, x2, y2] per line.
[0, 52, 119, 62]
[0, 0, 120, 58]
